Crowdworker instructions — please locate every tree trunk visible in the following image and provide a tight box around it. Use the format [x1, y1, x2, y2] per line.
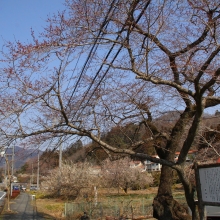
[153, 165, 191, 220]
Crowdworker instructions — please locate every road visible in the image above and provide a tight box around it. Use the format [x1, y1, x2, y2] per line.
[0, 192, 48, 220]
[0, 192, 6, 207]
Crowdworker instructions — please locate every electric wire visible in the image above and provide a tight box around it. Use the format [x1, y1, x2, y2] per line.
[50, 0, 118, 145]
[51, 0, 151, 146]
[66, 0, 118, 110]
[74, 0, 151, 120]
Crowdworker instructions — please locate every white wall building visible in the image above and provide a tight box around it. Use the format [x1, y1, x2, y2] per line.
[145, 155, 162, 172]
[145, 150, 197, 172]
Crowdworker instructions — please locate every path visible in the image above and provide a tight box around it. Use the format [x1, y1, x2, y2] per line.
[0, 192, 46, 220]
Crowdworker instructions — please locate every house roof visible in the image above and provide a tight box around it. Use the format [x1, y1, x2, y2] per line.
[175, 150, 197, 155]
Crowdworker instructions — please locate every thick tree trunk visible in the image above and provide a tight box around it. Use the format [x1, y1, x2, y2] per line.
[153, 165, 191, 220]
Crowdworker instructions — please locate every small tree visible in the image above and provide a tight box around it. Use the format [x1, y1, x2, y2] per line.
[101, 157, 153, 193]
[41, 162, 99, 200]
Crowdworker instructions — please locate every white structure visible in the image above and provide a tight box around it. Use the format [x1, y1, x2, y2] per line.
[145, 150, 197, 172]
[145, 155, 162, 172]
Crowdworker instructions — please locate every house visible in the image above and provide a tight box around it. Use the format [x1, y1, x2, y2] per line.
[216, 158, 220, 163]
[144, 155, 162, 172]
[129, 160, 143, 168]
[174, 150, 197, 162]
[145, 150, 197, 172]
[129, 160, 145, 172]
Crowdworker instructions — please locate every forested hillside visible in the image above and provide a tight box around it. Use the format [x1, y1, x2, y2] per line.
[14, 111, 220, 174]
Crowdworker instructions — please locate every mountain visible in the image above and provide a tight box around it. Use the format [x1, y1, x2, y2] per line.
[0, 146, 41, 170]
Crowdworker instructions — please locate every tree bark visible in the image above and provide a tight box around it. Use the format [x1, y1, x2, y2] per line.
[153, 166, 191, 220]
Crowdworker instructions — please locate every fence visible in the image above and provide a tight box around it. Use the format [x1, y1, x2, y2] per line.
[64, 196, 186, 219]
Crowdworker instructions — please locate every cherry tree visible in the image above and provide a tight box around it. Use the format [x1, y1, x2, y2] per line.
[1, 0, 220, 219]
[41, 162, 99, 200]
[101, 157, 153, 193]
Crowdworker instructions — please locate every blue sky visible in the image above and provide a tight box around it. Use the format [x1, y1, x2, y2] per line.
[0, 0, 66, 47]
[0, 1, 218, 116]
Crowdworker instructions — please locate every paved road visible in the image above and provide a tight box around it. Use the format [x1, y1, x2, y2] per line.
[0, 192, 6, 207]
[0, 192, 47, 220]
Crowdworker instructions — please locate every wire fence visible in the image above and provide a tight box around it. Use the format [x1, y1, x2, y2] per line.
[64, 196, 186, 219]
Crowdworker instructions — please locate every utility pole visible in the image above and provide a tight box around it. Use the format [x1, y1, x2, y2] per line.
[2, 146, 14, 182]
[1, 146, 14, 201]
[5, 155, 10, 211]
[58, 138, 62, 196]
[11, 145, 14, 177]
[59, 139, 62, 169]
[53, 117, 62, 169]
[4, 158, 6, 178]
[37, 152, 39, 190]
[1, 151, 11, 212]
[31, 163, 33, 185]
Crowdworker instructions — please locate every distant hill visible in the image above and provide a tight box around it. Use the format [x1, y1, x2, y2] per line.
[0, 146, 41, 170]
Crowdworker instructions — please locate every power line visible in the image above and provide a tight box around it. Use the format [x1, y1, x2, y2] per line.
[74, 0, 151, 120]
[66, 0, 118, 110]
[47, 1, 151, 144]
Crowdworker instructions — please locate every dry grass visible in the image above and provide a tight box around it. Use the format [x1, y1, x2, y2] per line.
[35, 198, 64, 219]
[32, 185, 184, 219]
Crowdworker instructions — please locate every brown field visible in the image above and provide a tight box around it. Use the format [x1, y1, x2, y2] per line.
[32, 185, 184, 219]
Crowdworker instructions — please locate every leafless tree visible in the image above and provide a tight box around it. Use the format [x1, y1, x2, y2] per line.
[101, 157, 153, 193]
[41, 162, 99, 200]
[1, 0, 220, 219]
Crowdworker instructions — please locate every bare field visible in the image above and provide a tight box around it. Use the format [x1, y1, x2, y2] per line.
[32, 185, 184, 219]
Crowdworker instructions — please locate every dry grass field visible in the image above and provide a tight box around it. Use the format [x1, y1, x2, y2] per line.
[31, 185, 184, 219]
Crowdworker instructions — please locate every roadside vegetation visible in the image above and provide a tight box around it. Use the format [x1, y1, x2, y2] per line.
[29, 185, 185, 219]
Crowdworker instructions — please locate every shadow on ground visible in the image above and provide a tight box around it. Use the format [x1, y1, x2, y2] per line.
[0, 197, 56, 220]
